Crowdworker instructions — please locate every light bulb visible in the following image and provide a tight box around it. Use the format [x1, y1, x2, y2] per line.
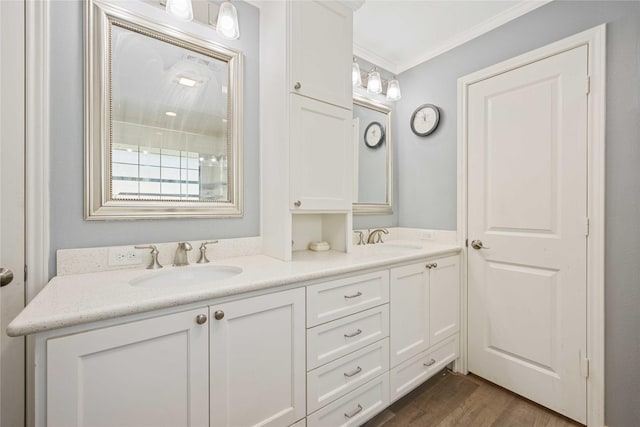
[216, 1, 240, 40]
[367, 69, 382, 94]
[386, 78, 402, 101]
[352, 58, 361, 87]
[166, 0, 193, 22]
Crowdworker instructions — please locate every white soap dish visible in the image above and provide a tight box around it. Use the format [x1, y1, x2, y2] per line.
[308, 241, 331, 252]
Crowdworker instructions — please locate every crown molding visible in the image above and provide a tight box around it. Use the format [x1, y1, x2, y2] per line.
[353, 43, 399, 75]
[396, 0, 552, 73]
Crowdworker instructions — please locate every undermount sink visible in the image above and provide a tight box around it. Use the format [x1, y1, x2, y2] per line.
[355, 242, 423, 254]
[130, 265, 243, 289]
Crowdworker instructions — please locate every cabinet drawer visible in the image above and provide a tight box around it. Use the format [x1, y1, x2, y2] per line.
[307, 338, 389, 413]
[307, 373, 389, 427]
[307, 271, 389, 327]
[390, 334, 459, 403]
[307, 305, 389, 370]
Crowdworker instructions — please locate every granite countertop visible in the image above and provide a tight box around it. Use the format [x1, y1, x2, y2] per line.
[7, 240, 460, 337]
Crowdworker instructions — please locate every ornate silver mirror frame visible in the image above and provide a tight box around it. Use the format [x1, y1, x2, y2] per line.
[85, 0, 243, 219]
[353, 95, 393, 215]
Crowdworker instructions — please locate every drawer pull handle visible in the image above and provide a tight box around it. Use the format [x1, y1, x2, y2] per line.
[344, 329, 362, 338]
[344, 404, 363, 419]
[424, 358, 436, 367]
[344, 291, 363, 299]
[343, 366, 362, 377]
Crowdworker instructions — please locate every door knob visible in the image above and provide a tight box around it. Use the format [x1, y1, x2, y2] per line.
[471, 240, 490, 250]
[0, 268, 13, 287]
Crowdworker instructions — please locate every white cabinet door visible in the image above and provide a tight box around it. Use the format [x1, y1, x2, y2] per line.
[46, 308, 210, 427]
[390, 263, 430, 368]
[290, 95, 353, 211]
[210, 288, 306, 427]
[289, 0, 352, 109]
[429, 255, 460, 345]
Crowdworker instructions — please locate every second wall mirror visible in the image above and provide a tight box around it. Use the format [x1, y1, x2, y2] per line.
[85, 0, 243, 219]
[353, 95, 393, 214]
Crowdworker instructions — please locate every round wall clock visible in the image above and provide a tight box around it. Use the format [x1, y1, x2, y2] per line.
[364, 121, 385, 148]
[410, 104, 440, 137]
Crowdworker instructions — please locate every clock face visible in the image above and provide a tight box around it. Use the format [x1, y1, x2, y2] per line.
[364, 122, 385, 148]
[411, 104, 440, 136]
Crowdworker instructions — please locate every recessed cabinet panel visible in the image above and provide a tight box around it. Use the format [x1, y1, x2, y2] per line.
[307, 305, 389, 370]
[210, 288, 306, 427]
[390, 335, 459, 403]
[290, 95, 353, 211]
[307, 270, 389, 327]
[429, 255, 461, 345]
[46, 308, 209, 427]
[290, 1, 352, 109]
[390, 263, 430, 367]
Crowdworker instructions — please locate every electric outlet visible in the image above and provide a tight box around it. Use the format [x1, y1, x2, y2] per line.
[418, 230, 435, 240]
[108, 247, 143, 266]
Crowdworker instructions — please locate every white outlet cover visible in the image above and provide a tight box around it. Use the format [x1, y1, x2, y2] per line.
[108, 247, 143, 266]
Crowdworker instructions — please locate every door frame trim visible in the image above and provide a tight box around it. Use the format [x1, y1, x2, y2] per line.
[456, 25, 606, 427]
[25, 1, 50, 427]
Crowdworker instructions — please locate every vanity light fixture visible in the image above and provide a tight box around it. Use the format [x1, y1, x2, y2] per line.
[165, 0, 193, 22]
[165, 111, 177, 117]
[366, 67, 382, 95]
[216, 0, 240, 40]
[352, 57, 362, 87]
[386, 76, 402, 101]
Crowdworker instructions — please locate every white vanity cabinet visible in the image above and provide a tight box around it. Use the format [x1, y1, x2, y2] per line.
[290, 95, 353, 211]
[389, 254, 461, 402]
[39, 288, 306, 427]
[210, 288, 306, 427]
[45, 308, 210, 427]
[289, 0, 353, 109]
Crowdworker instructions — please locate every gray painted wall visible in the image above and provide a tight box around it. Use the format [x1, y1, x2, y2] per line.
[49, 0, 260, 276]
[396, 1, 640, 425]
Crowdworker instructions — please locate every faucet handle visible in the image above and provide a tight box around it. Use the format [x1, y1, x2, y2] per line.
[353, 231, 365, 246]
[134, 245, 163, 269]
[197, 240, 219, 264]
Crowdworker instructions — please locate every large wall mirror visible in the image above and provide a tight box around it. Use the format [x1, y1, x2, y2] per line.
[85, 1, 243, 219]
[353, 95, 393, 214]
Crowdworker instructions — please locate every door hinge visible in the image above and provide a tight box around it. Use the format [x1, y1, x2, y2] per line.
[24, 265, 27, 282]
[585, 217, 590, 237]
[586, 76, 591, 95]
[465, 239, 468, 247]
[580, 354, 590, 379]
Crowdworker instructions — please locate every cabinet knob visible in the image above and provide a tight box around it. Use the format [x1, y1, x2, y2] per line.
[196, 314, 208, 325]
[294, 82, 301, 90]
[214, 310, 225, 320]
[432, 262, 438, 268]
[293, 200, 302, 207]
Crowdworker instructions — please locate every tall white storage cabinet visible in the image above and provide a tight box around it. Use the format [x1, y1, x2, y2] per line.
[45, 308, 210, 427]
[261, 1, 354, 260]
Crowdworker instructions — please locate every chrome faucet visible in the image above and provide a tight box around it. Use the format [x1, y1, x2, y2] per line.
[173, 242, 193, 266]
[134, 245, 163, 269]
[367, 228, 389, 244]
[197, 240, 219, 264]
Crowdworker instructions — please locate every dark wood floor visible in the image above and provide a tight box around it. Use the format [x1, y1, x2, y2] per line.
[365, 370, 583, 427]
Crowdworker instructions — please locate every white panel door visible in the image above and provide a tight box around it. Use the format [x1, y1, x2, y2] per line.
[46, 308, 210, 427]
[467, 45, 588, 423]
[289, 0, 352, 109]
[0, 2, 25, 426]
[210, 288, 306, 427]
[390, 263, 429, 368]
[290, 95, 352, 211]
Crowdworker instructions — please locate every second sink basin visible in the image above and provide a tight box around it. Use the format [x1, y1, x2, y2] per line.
[130, 265, 243, 289]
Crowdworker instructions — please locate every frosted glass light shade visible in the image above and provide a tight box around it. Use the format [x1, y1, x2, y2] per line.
[166, 0, 193, 22]
[367, 69, 382, 94]
[217, 1, 240, 40]
[352, 60, 362, 87]
[386, 78, 402, 101]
